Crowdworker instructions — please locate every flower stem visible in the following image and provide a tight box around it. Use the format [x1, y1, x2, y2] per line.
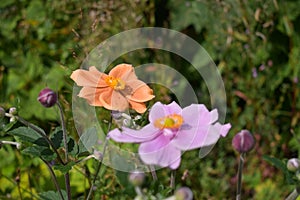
[41, 158, 65, 200]
[285, 188, 300, 200]
[236, 153, 245, 200]
[16, 116, 65, 165]
[149, 165, 158, 181]
[56, 102, 71, 200]
[86, 120, 112, 200]
[170, 170, 176, 192]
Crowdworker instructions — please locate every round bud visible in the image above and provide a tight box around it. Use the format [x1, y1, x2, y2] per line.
[37, 88, 58, 108]
[175, 187, 193, 200]
[287, 158, 300, 172]
[9, 107, 17, 115]
[128, 170, 145, 187]
[232, 130, 255, 153]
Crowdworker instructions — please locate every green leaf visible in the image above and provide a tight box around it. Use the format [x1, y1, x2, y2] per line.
[78, 127, 98, 152]
[53, 161, 76, 174]
[263, 155, 296, 185]
[68, 137, 78, 157]
[22, 146, 56, 161]
[50, 128, 64, 149]
[9, 126, 48, 147]
[39, 190, 67, 200]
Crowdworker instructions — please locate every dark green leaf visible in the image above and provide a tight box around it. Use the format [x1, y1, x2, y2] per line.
[9, 126, 48, 147]
[50, 128, 64, 149]
[53, 161, 76, 174]
[263, 155, 296, 185]
[39, 190, 67, 200]
[22, 146, 56, 161]
[68, 137, 78, 157]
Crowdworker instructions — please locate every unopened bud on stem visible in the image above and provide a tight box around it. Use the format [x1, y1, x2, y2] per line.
[37, 88, 58, 108]
[232, 130, 255, 153]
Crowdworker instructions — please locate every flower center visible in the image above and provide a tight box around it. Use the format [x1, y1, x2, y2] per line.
[105, 76, 125, 90]
[154, 114, 184, 129]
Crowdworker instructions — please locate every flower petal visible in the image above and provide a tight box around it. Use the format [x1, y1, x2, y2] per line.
[109, 64, 134, 79]
[149, 101, 182, 123]
[139, 135, 181, 169]
[78, 87, 107, 106]
[172, 125, 221, 151]
[182, 104, 218, 126]
[99, 90, 129, 111]
[127, 85, 155, 103]
[214, 122, 231, 137]
[128, 99, 147, 113]
[71, 66, 108, 87]
[108, 124, 160, 143]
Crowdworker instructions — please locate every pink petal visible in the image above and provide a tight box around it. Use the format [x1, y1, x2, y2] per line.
[109, 64, 133, 79]
[172, 125, 221, 151]
[182, 104, 218, 126]
[99, 90, 128, 111]
[149, 101, 182, 123]
[214, 122, 231, 137]
[139, 135, 182, 169]
[71, 66, 107, 87]
[108, 124, 160, 143]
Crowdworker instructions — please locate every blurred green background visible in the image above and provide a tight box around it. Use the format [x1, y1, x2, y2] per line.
[0, 0, 300, 199]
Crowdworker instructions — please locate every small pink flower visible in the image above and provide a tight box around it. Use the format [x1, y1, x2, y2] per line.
[109, 101, 231, 169]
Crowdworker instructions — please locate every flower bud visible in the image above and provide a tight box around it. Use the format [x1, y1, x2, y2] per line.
[37, 88, 57, 107]
[232, 130, 255, 153]
[175, 187, 193, 200]
[287, 158, 300, 172]
[128, 170, 145, 187]
[0, 107, 5, 118]
[9, 107, 17, 115]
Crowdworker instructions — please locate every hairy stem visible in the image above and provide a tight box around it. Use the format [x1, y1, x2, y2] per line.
[285, 188, 300, 200]
[41, 158, 64, 200]
[56, 102, 71, 200]
[86, 120, 112, 200]
[236, 153, 245, 200]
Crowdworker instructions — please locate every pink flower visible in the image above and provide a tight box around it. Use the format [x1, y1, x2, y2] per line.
[108, 101, 231, 169]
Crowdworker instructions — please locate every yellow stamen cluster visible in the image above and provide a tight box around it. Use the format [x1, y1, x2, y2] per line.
[105, 76, 125, 90]
[154, 114, 184, 129]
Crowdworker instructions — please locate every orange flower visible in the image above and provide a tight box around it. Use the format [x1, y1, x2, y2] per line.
[71, 64, 155, 113]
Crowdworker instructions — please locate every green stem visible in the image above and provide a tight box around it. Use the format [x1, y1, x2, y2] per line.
[16, 116, 65, 165]
[86, 119, 112, 200]
[56, 102, 71, 200]
[236, 153, 245, 200]
[41, 158, 64, 200]
[285, 188, 300, 200]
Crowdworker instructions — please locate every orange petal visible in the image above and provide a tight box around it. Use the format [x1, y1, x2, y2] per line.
[99, 90, 129, 111]
[109, 64, 135, 80]
[126, 79, 148, 92]
[78, 87, 108, 106]
[71, 66, 108, 87]
[128, 100, 147, 113]
[127, 85, 155, 102]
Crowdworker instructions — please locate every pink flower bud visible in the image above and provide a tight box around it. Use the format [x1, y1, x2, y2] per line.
[232, 130, 255, 153]
[37, 88, 57, 108]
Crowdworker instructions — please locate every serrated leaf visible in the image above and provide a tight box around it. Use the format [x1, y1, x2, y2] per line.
[263, 155, 296, 185]
[22, 146, 56, 161]
[39, 190, 67, 200]
[50, 128, 64, 149]
[68, 137, 78, 157]
[53, 161, 76, 174]
[9, 126, 48, 147]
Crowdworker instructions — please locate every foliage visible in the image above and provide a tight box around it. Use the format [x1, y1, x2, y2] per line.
[0, 0, 300, 199]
